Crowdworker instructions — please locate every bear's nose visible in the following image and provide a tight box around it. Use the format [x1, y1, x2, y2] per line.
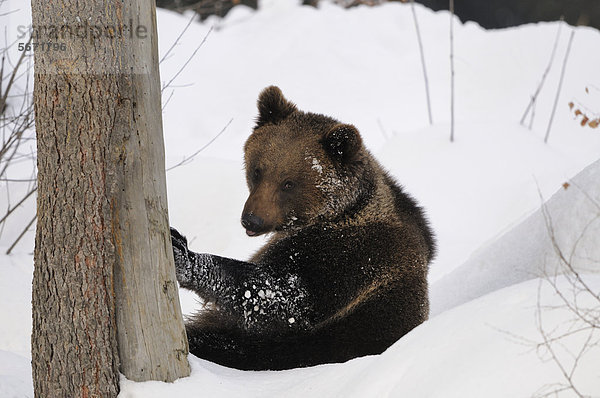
[241, 213, 264, 233]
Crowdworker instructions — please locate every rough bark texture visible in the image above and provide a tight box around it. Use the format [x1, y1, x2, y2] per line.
[31, 1, 190, 397]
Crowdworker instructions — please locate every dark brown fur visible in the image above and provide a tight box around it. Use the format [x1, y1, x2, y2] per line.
[171, 86, 435, 370]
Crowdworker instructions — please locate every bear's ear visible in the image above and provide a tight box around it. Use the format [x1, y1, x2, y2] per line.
[255, 86, 298, 128]
[321, 124, 363, 163]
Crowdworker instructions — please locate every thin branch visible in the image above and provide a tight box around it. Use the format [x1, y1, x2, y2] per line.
[162, 90, 175, 112]
[162, 26, 213, 93]
[0, 186, 36, 226]
[6, 214, 36, 255]
[537, 186, 600, 303]
[0, 107, 32, 167]
[568, 329, 595, 379]
[160, 13, 197, 64]
[166, 118, 233, 171]
[545, 29, 575, 144]
[535, 280, 586, 398]
[0, 177, 37, 182]
[529, 177, 600, 397]
[0, 55, 5, 106]
[567, 214, 600, 270]
[543, 270, 597, 328]
[568, 179, 600, 213]
[0, 36, 32, 113]
[537, 325, 597, 347]
[410, 0, 432, 125]
[528, 95, 536, 130]
[520, 22, 562, 127]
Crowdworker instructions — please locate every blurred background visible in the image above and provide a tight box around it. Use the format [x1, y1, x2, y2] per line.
[155, 0, 600, 29]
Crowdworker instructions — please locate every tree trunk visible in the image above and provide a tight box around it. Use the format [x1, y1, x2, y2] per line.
[31, 1, 190, 396]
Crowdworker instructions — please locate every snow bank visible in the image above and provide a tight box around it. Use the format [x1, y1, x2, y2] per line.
[120, 275, 600, 397]
[0, 350, 32, 398]
[431, 158, 600, 315]
[0, 255, 34, 398]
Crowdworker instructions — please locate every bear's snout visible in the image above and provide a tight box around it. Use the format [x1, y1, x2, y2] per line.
[241, 213, 264, 236]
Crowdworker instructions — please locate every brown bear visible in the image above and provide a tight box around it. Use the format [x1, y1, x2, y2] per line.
[170, 86, 435, 370]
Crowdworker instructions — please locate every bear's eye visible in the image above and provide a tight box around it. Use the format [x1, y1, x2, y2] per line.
[282, 180, 295, 191]
[253, 168, 261, 182]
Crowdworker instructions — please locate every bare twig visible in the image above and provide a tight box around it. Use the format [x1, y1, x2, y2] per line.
[162, 90, 175, 112]
[537, 185, 600, 303]
[162, 26, 213, 93]
[0, 106, 33, 166]
[568, 179, 600, 213]
[520, 22, 562, 128]
[0, 25, 36, 250]
[166, 118, 233, 171]
[159, 13, 197, 64]
[528, 97, 536, 130]
[0, 55, 5, 106]
[0, 178, 37, 182]
[531, 181, 600, 397]
[410, 0, 432, 125]
[6, 214, 36, 255]
[545, 29, 575, 144]
[0, 186, 36, 226]
[0, 36, 32, 113]
[535, 284, 586, 398]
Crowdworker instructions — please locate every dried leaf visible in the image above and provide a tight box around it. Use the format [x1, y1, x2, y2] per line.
[588, 119, 599, 129]
[568, 101, 574, 109]
[562, 182, 570, 190]
[574, 109, 582, 116]
[585, 87, 589, 93]
[581, 116, 589, 126]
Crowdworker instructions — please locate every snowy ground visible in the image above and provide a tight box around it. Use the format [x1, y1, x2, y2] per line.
[1, 0, 600, 396]
[119, 275, 600, 398]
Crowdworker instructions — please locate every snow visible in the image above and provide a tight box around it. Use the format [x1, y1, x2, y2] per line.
[0, 255, 33, 398]
[310, 157, 323, 174]
[0, 350, 32, 398]
[1, 0, 600, 396]
[431, 158, 600, 315]
[119, 275, 600, 398]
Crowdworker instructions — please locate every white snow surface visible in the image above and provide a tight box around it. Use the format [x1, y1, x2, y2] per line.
[120, 275, 600, 398]
[431, 158, 600, 315]
[1, 0, 600, 396]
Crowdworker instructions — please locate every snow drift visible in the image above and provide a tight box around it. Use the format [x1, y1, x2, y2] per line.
[431, 158, 600, 315]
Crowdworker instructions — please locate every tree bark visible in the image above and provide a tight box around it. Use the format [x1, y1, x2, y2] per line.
[31, 1, 190, 397]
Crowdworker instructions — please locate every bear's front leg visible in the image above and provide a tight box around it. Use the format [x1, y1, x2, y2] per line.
[170, 227, 193, 285]
[169, 227, 313, 331]
[170, 227, 256, 301]
[170, 227, 218, 294]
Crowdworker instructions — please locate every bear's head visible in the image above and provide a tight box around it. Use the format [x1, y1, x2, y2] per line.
[241, 86, 373, 237]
